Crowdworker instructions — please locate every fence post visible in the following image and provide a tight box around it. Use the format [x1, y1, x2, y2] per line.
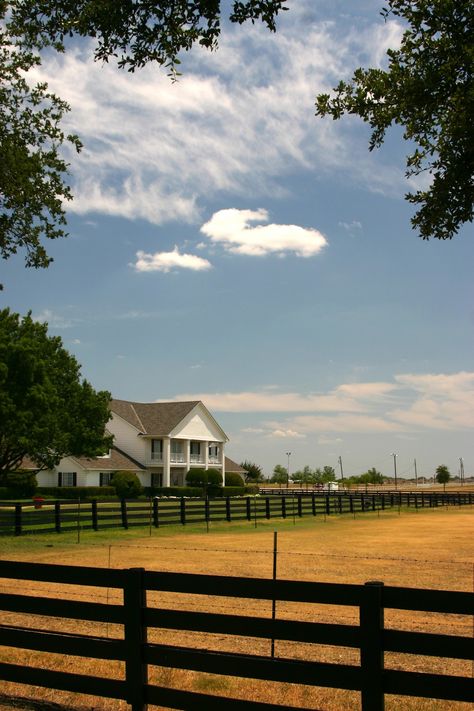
[153, 498, 159, 528]
[14, 504, 22, 536]
[281, 496, 286, 519]
[226, 496, 232, 522]
[55, 501, 61, 533]
[121, 499, 128, 529]
[180, 497, 186, 525]
[312, 492, 316, 516]
[325, 495, 330, 516]
[265, 497, 270, 520]
[91, 500, 98, 531]
[123, 568, 148, 711]
[246, 497, 251, 521]
[360, 580, 385, 711]
[297, 495, 303, 518]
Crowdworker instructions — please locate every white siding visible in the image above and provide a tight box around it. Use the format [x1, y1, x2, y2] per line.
[107, 413, 147, 463]
[172, 407, 226, 442]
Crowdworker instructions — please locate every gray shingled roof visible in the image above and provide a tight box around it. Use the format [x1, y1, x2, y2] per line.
[71, 446, 145, 471]
[111, 398, 200, 436]
[225, 457, 247, 474]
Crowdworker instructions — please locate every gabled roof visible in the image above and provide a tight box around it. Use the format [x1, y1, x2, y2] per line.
[225, 457, 247, 474]
[111, 398, 201, 436]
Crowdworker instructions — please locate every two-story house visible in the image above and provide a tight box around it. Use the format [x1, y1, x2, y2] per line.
[32, 398, 229, 489]
[108, 399, 229, 487]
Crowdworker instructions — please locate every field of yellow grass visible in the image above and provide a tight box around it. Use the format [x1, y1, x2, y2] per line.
[0, 505, 473, 710]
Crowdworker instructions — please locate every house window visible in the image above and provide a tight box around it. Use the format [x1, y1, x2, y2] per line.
[100, 472, 112, 486]
[190, 442, 201, 455]
[209, 444, 219, 461]
[151, 439, 163, 460]
[152, 472, 162, 488]
[58, 472, 77, 487]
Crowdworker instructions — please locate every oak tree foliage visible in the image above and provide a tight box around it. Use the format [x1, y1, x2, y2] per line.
[316, 0, 474, 240]
[2, 1, 285, 277]
[1, 5, 81, 283]
[0, 308, 113, 473]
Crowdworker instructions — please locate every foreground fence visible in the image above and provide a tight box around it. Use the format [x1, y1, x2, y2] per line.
[0, 490, 472, 536]
[0, 560, 472, 710]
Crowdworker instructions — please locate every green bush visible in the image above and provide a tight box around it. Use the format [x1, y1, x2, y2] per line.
[0, 487, 10, 499]
[244, 484, 259, 495]
[37, 486, 116, 499]
[213, 486, 245, 497]
[145, 486, 203, 497]
[224, 472, 245, 486]
[0, 471, 38, 497]
[186, 468, 223, 488]
[111, 470, 143, 499]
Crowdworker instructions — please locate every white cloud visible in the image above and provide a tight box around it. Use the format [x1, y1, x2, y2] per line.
[133, 247, 212, 273]
[169, 371, 474, 434]
[268, 429, 306, 439]
[31, 309, 74, 329]
[318, 435, 343, 445]
[200, 208, 327, 257]
[28, 8, 407, 225]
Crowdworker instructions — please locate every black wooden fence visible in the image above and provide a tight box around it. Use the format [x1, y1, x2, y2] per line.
[0, 560, 472, 710]
[0, 490, 472, 536]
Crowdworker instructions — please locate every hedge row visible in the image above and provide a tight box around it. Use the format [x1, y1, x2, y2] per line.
[36, 486, 116, 499]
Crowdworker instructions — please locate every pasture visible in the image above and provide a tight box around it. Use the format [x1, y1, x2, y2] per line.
[0, 506, 473, 710]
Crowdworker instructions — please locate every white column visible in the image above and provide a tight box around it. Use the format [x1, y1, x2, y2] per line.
[163, 437, 170, 487]
[204, 441, 209, 469]
[186, 440, 191, 471]
[221, 444, 225, 486]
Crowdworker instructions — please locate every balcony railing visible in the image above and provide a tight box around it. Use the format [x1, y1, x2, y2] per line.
[170, 453, 185, 463]
[190, 454, 205, 464]
[150, 453, 163, 463]
[209, 456, 221, 465]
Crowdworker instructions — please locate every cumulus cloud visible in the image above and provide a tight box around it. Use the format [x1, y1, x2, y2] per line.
[268, 429, 306, 439]
[133, 247, 212, 273]
[200, 208, 327, 257]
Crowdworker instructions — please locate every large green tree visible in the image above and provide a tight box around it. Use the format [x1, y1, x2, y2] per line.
[2, 1, 285, 277]
[0, 4, 81, 284]
[316, 0, 473, 240]
[0, 308, 112, 473]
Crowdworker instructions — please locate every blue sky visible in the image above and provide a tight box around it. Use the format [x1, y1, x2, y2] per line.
[3, 1, 473, 479]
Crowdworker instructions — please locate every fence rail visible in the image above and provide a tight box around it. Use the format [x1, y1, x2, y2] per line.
[0, 490, 472, 536]
[0, 560, 472, 710]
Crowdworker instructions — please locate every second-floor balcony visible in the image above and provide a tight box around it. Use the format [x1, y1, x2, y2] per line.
[170, 452, 186, 464]
[190, 454, 205, 464]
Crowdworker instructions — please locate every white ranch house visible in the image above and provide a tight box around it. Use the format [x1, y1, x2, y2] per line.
[36, 399, 231, 489]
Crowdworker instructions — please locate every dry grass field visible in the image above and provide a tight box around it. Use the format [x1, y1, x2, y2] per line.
[0, 506, 473, 711]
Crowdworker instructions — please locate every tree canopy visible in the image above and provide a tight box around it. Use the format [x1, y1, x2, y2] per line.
[9, 1, 288, 75]
[316, 0, 474, 240]
[0, 308, 112, 473]
[435, 464, 450, 488]
[240, 459, 263, 483]
[1, 1, 286, 279]
[0, 6, 81, 285]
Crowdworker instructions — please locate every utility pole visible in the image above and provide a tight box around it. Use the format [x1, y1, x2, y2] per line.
[286, 452, 291, 489]
[338, 455, 344, 483]
[391, 453, 398, 489]
[414, 458, 418, 487]
[459, 457, 464, 486]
